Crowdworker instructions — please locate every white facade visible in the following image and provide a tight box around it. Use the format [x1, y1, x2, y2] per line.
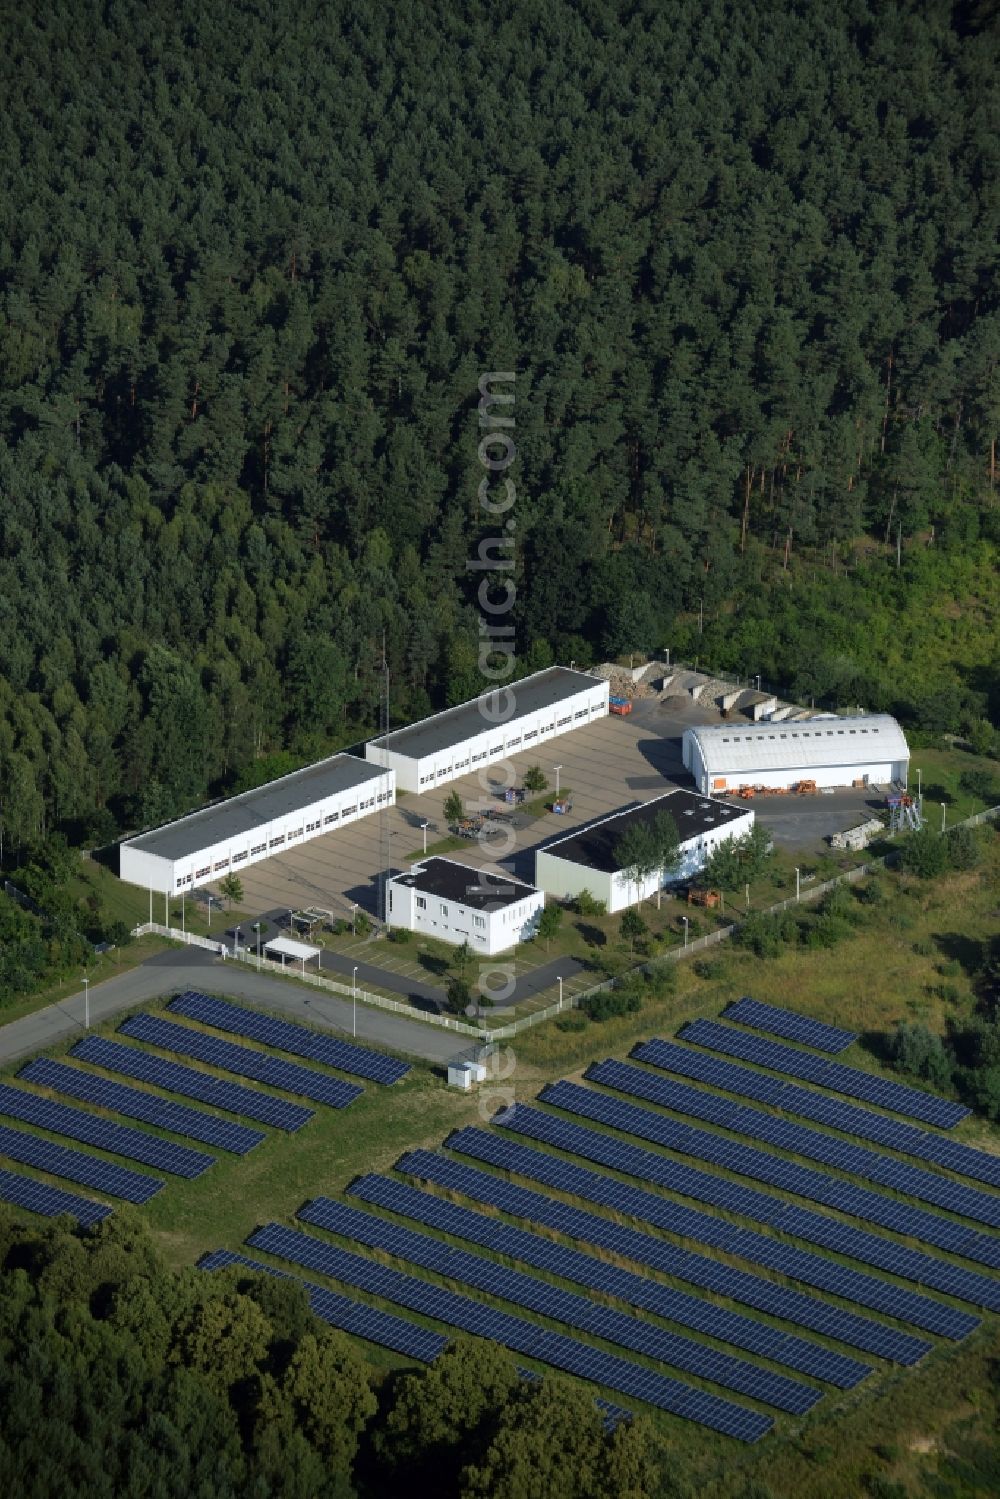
[385, 858, 545, 955]
[365, 666, 608, 793]
[682, 714, 909, 796]
[535, 790, 755, 914]
[119, 755, 395, 895]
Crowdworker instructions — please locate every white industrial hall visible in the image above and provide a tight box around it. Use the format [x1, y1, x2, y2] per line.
[385, 857, 545, 954]
[535, 789, 754, 913]
[681, 714, 910, 796]
[364, 665, 608, 792]
[119, 753, 395, 894]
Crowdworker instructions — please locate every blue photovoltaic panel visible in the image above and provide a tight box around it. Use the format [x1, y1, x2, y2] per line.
[0, 1166, 112, 1227]
[0, 1122, 162, 1204]
[169, 991, 410, 1084]
[300, 1195, 819, 1414]
[198, 1248, 447, 1362]
[399, 1148, 931, 1366]
[348, 1171, 870, 1388]
[20, 1057, 264, 1156]
[479, 1109, 983, 1343]
[680, 1018, 968, 1128]
[723, 998, 856, 1054]
[120, 1013, 362, 1110]
[444, 1129, 977, 1344]
[247, 1219, 772, 1441]
[514, 1094, 1000, 1314]
[71, 1036, 312, 1132]
[0, 1081, 213, 1179]
[632, 1036, 1000, 1193]
[589, 1058, 1000, 1234]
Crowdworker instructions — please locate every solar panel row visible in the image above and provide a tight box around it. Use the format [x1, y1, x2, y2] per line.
[399, 1148, 931, 1365]
[723, 998, 856, 1054]
[0, 1081, 213, 1179]
[0, 1166, 112, 1227]
[20, 1057, 265, 1156]
[247, 1219, 772, 1441]
[72, 1036, 313, 1132]
[539, 1082, 1000, 1283]
[445, 1128, 977, 1343]
[348, 1171, 870, 1388]
[299, 1194, 819, 1414]
[120, 1013, 363, 1110]
[198, 1248, 447, 1362]
[0, 1122, 162, 1204]
[169, 991, 410, 1084]
[681, 1019, 968, 1129]
[632, 1037, 1000, 1194]
[589, 1059, 1000, 1234]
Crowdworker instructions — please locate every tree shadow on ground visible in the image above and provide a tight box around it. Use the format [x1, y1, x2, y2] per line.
[575, 922, 606, 947]
[418, 952, 450, 978]
[934, 931, 986, 976]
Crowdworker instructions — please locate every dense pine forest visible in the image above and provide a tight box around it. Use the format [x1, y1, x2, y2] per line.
[0, 0, 997, 856]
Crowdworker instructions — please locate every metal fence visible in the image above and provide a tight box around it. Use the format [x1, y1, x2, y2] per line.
[131, 802, 999, 1047]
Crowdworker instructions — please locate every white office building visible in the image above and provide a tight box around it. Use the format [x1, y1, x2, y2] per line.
[682, 714, 909, 796]
[385, 857, 545, 954]
[534, 789, 754, 913]
[365, 666, 608, 793]
[119, 754, 394, 895]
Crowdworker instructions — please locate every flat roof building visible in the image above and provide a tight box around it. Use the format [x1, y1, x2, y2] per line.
[535, 789, 754, 912]
[386, 857, 545, 955]
[365, 666, 608, 792]
[119, 753, 394, 895]
[682, 714, 909, 796]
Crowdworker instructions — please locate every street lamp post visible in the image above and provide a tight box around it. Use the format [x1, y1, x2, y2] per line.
[553, 765, 562, 796]
[234, 926, 241, 958]
[795, 866, 800, 902]
[352, 966, 359, 1037]
[253, 922, 262, 969]
[681, 916, 689, 948]
[557, 975, 564, 1011]
[941, 803, 947, 833]
[916, 767, 922, 802]
[755, 674, 761, 692]
[82, 975, 89, 1030]
[421, 821, 428, 855]
[745, 883, 750, 911]
[351, 903, 358, 936]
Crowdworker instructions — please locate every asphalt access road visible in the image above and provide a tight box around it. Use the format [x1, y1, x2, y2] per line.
[0, 948, 466, 1070]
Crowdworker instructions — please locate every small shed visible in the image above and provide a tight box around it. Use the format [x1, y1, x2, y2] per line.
[448, 1060, 487, 1090]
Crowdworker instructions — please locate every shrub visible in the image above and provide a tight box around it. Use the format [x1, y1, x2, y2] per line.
[354, 911, 370, 937]
[692, 958, 727, 980]
[734, 910, 796, 958]
[555, 1013, 588, 1033]
[900, 826, 948, 878]
[959, 768, 999, 802]
[801, 913, 852, 949]
[854, 877, 885, 906]
[581, 988, 643, 1022]
[573, 889, 607, 918]
[944, 824, 980, 870]
[387, 927, 410, 944]
[887, 1021, 954, 1091]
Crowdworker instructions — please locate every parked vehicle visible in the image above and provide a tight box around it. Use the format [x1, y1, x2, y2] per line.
[609, 696, 632, 717]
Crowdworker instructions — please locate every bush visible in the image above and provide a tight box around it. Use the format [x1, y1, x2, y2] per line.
[959, 768, 999, 802]
[555, 1013, 588, 1033]
[900, 826, 948, 879]
[573, 889, 607, 918]
[354, 911, 370, 937]
[887, 1021, 954, 1092]
[854, 877, 885, 906]
[692, 958, 727, 980]
[944, 824, 981, 870]
[387, 927, 410, 944]
[801, 913, 852, 949]
[580, 988, 643, 1022]
[734, 910, 796, 958]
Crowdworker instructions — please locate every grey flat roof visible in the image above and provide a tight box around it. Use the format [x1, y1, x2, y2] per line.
[125, 754, 386, 863]
[542, 789, 748, 873]
[390, 858, 539, 911]
[371, 666, 605, 761]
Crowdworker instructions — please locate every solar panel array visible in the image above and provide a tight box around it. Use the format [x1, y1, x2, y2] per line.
[247, 1219, 772, 1441]
[0, 1122, 162, 1204]
[680, 1018, 968, 1128]
[399, 1148, 931, 1365]
[198, 1248, 447, 1362]
[21, 1057, 265, 1155]
[588, 1059, 1000, 1233]
[446, 1127, 977, 1342]
[120, 1013, 363, 1110]
[71, 1036, 313, 1132]
[723, 998, 856, 1054]
[169, 990, 410, 1084]
[0, 1166, 112, 1227]
[347, 1171, 870, 1388]
[632, 1037, 1000, 1193]
[511, 1095, 1000, 1312]
[299, 1194, 819, 1414]
[0, 1081, 213, 1179]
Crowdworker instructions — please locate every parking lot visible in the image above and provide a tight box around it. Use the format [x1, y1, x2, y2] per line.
[225, 694, 884, 925]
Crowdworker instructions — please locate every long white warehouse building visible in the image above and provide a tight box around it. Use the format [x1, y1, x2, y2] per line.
[365, 666, 608, 793]
[682, 714, 909, 796]
[119, 753, 394, 894]
[535, 789, 754, 913]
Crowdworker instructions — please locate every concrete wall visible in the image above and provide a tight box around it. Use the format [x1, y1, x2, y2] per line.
[367, 679, 608, 793]
[386, 873, 545, 955]
[119, 768, 395, 894]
